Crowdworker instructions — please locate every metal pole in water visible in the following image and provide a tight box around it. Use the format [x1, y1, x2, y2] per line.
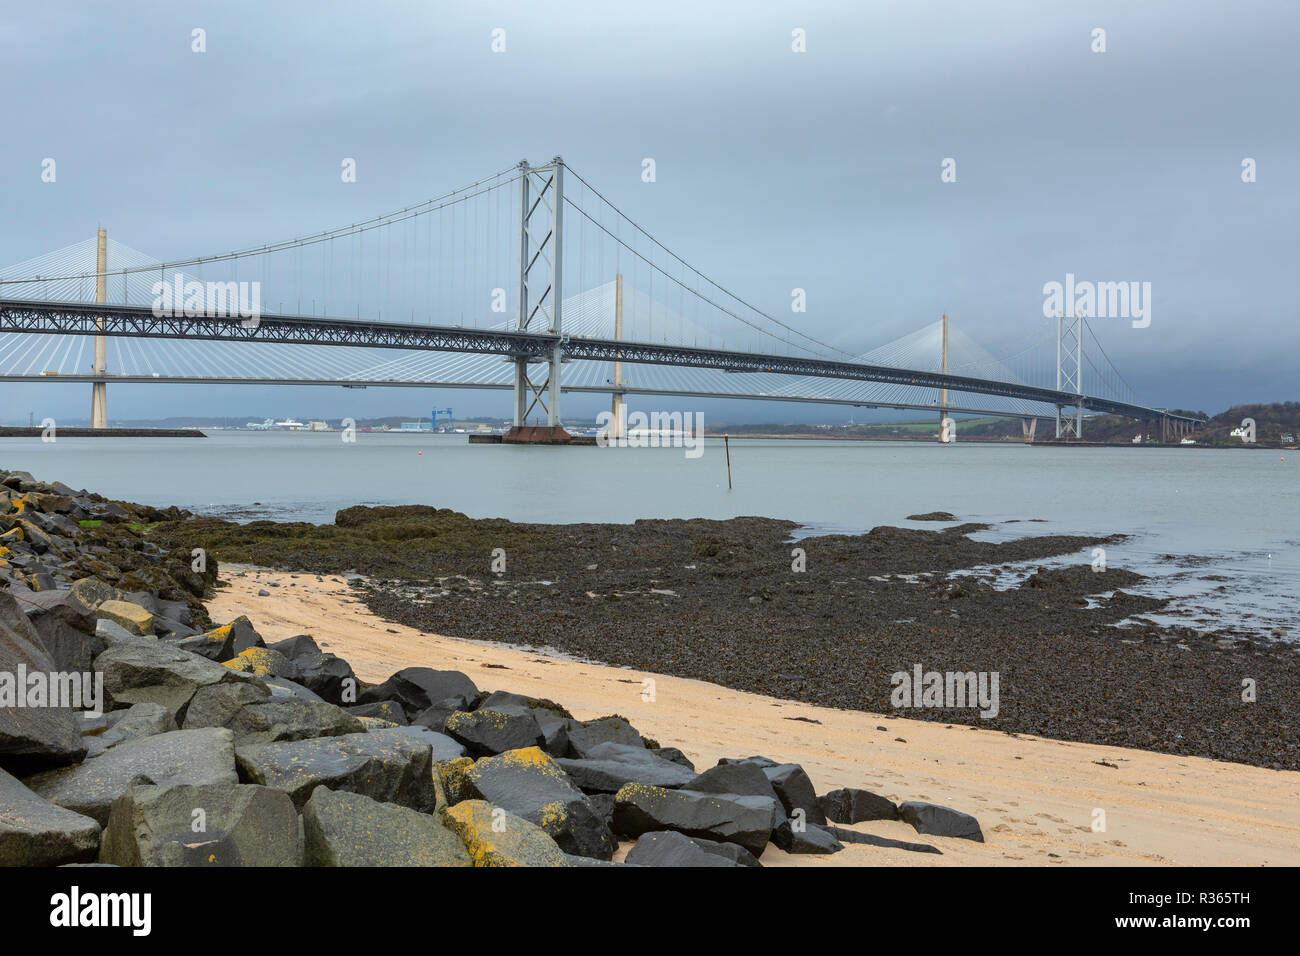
[724, 434, 732, 489]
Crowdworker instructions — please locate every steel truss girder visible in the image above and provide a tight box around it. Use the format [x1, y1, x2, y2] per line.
[0, 298, 1201, 425]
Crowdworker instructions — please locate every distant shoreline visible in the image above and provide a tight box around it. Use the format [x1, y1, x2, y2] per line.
[0, 427, 206, 438]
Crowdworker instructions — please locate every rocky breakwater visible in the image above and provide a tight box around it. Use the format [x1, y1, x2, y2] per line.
[1, 466, 985, 867]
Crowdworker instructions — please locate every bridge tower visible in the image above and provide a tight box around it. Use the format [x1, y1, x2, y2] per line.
[938, 312, 953, 443]
[90, 228, 108, 428]
[610, 272, 626, 441]
[1055, 313, 1083, 439]
[505, 157, 569, 442]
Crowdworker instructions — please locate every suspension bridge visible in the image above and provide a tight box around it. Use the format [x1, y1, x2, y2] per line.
[0, 157, 1202, 442]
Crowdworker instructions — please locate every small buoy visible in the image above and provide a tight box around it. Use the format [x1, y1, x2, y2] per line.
[418, 451, 423, 455]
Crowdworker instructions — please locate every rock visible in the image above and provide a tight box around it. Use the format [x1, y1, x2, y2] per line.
[266, 634, 321, 659]
[818, 787, 900, 824]
[650, 747, 695, 770]
[69, 577, 128, 611]
[722, 758, 827, 826]
[827, 826, 942, 854]
[0, 767, 101, 866]
[24, 728, 239, 825]
[612, 783, 775, 856]
[99, 783, 302, 866]
[557, 742, 698, 793]
[563, 853, 631, 867]
[167, 617, 263, 662]
[221, 699, 367, 744]
[234, 728, 437, 811]
[435, 757, 475, 805]
[763, 762, 827, 826]
[565, 716, 644, 757]
[0, 591, 87, 768]
[86, 703, 177, 757]
[21, 589, 104, 673]
[718, 755, 778, 768]
[465, 747, 615, 860]
[221, 646, 299, 681]
[684, 761, 787, 833]
[441, 800, 569, 867]
[444, 708, 545, 757]
[772, 821, 843, 854]
[96, 618, 142, 644]
[95, 600, 153, 637]
[898, 801, 985, 842]
[263, 677, 326, 703]
[588, 792, 615, 828]
[519, 708, 569, 756]
[357, 667, 478, 713]
[302, 788, 470, 867]
[94, 639, 263, 721]
[345, 701, 408, 725]
[376, 725, 465, 761]
[479, 691, 570, 755]
[410, 700, 462, 734]
[285, 650, 356, 705]
[625, 830, 761, 868]
[181, 682, 272, 731]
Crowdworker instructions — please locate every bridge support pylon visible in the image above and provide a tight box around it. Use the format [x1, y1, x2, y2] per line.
[1021, 417, 1038, 443]
[90, 227, 108, 429]
[1054, 313, 1084, 440]
[609, 272, 626, 441]
[505, 157, 570, 443]
[937, 312, 950, 443]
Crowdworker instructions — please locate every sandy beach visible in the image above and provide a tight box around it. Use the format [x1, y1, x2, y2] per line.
[209, 565, 1300, 867]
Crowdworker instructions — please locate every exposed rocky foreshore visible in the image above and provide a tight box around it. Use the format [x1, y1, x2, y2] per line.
[158, 504, 1300, 771]
[2, 466, 988, 867]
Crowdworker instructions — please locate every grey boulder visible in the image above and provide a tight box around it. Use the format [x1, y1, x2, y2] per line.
[558, 742, 698, 793]
[612, 783, 775, 856]
[0, 767, 101, 866]
[464, 746, 615, 860]
[234, 727, 437, 811]
[94, 639, 263, 721]
[99, 782, 302, 866]
[0, 591, 87, 767]
[302, 787, 470, 867]
[24, 728, 239, 825]
[625, 830, 762, 867]
[898, 801, 985, 842]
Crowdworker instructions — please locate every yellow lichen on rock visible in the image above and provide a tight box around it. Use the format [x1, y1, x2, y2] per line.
[441, 800, 568, 867]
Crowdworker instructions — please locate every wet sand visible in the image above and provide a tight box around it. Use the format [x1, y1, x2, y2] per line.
[209, 566, 1300, 867]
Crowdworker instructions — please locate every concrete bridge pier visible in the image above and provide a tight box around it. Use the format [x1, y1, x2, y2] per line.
[1021, 417, 1037, 442]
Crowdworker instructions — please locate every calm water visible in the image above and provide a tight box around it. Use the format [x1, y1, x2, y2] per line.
[3, 433, 1296, 639]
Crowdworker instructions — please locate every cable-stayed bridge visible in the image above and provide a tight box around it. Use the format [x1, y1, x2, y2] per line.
[0, 158, 1201, 440]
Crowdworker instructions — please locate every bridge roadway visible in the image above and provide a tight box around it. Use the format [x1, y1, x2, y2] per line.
[0, 298, 1204, 424]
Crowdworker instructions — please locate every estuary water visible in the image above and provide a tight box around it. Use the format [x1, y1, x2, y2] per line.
[2, 432, 1296, 639]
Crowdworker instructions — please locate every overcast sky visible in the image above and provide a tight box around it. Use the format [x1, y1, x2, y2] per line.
[2, 0, 1296, 423]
